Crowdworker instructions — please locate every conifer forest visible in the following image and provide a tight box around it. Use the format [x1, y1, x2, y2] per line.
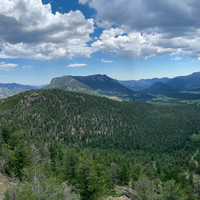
[1, 89, 200, 199]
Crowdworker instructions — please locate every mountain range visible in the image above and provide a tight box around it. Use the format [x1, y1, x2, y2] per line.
[2, 71, 200, 102]
[43, 74, 152, 102]
[0, 83, 38, 99]
[119, 77, 170, 91]
[119, 72, 200, 93]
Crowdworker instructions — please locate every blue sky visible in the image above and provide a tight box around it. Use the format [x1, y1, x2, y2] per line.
[0, 0, 200, 85]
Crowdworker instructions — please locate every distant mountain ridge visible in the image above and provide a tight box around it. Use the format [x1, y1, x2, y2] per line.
[43, 74, 152, 102]
[119, 77, 169, 91]
[141, 81, 165, 93]
[120, 72, 200, 92]
[0, 83, 45, 99]
[2, 71, 200, 101]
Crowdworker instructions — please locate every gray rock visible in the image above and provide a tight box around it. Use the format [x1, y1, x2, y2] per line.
[0, 172, 8, 183]
[123, 187, 141, 200]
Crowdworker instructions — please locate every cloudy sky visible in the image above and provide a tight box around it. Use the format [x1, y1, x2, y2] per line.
[0, 0, 200, 85]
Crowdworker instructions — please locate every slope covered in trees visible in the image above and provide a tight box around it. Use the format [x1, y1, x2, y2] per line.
[1, 89, 200, 199]
[43, 74, 153, 102]
[1, 89, 200, 153]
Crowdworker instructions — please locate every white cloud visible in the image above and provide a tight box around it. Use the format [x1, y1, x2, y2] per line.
[78, 0, 88, 5]
[0, 0, 95, 60]
[23, 65, 33, 69]
[89, 0, 200, 34]
[1, 0, 200, 61]
[101, 59, 113, 63]
[89, 0, 200, 59]
[92, 26, 200, 59]
[171, 56, 182, 61]
[66, 63, 87, 67]
[0, 62, 18, 71]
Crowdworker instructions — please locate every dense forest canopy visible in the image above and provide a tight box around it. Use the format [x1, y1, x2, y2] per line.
[1, 89, 200, 199]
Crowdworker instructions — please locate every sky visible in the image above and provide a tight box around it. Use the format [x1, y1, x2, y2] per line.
[0, 0, 200, 85]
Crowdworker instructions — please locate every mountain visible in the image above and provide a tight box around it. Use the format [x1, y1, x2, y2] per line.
[165, 77, 188, 90]
[140, 81, 180, 96]
[180, 72, 200, 89]
[154, 84, 180, 94]
[164, 72, 200, 90]
[43, 74, 153, 101]
[119, 77, 169, 91]
[0, 83, 38, 99]
[141, 81, 165, 93]
[120, 72, 200, 92]
[1, 89, 199, 153]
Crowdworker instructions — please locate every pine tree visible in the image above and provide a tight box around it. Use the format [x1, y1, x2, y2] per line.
[161, 179, 186, 200]
[14, 140, 30, 181]
[119, 163, 130, 185]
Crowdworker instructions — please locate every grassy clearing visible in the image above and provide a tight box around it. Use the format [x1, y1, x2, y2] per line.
[180, 91, 200, 94]
[180, 99, 200, 105]
[147, 93, 200, 106]
[147, 94, 178, 102]
[106, 96, 123, 101]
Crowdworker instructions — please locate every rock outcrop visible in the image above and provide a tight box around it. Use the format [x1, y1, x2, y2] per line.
[123, 187, 141, 200]
[0, 173, 8, 183]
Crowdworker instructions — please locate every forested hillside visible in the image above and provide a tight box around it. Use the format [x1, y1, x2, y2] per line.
[1, 89, 200, 199]
[43, 75, 153, 102]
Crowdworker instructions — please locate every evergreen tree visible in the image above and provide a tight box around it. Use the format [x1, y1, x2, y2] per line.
[134, 176, 158, 200]
[189, 161, 196, 172]
[14, 140, 30, 181]
[161, 179, 186, 200]
[188, 173, 194, 188]
[75, 149, 107, 200]
[179, 173, 187, 189]
[62, 149, 79, 184]
[195, 164, 200, 175]
[119, 163, 130, 185]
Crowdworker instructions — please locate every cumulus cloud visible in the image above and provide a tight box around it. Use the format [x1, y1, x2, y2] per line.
[0, 0, 95, 59]
[89, 0, 200, 34]
[66, 63, 87, 67]
[92, 26, 200, 59]
[0, 62, 18, 71]
[78, 0, 88, 5]
[101, 59, 113, 63]
[1, 0, 200, 60]
[90, 0, 200, 59]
